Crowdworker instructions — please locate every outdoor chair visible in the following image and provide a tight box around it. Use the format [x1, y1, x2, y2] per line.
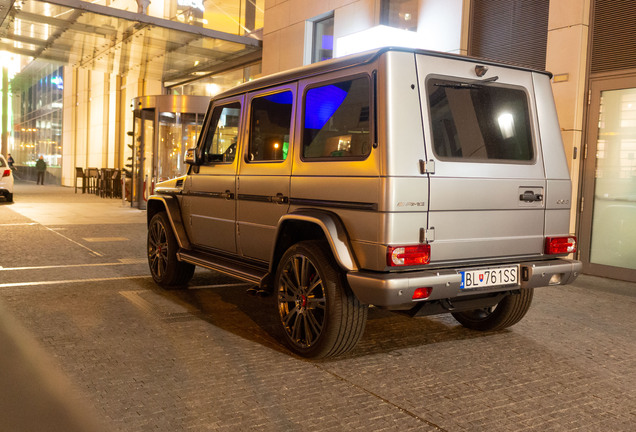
[74, 167, 87, 193]
[112, 170, 122, 199]
[86, 168, 99, 194]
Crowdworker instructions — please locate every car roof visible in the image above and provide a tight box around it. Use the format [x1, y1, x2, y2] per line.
[213, 46, 552, 101]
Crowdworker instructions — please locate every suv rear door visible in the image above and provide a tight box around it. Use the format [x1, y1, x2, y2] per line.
[416, 54, 547, 264]
[236, 85, 295, 261]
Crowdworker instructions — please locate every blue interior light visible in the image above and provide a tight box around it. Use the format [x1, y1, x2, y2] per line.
[305, 85, 348, 130]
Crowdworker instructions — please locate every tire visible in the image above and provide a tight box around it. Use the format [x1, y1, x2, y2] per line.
[451, 288, 534, 331]
[147, 212, 195, 289]
[275, 241, 368, 358]
[6, 193, 12, 202]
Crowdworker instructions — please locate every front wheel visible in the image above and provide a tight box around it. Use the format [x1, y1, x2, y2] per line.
[275, 241, 367, 358]
[147, 212, 195, 289]
[451, 288, 534, 331]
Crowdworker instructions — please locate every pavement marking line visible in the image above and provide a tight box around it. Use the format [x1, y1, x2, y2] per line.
[118, 258, 148, 265]
[0, 260, 147, 272]
[1, 216, 106, 257]
[0, 275, 151, 289]
[83, 237, 129, 242]
[189, 283, 253, 289]
[42, 225, 104, 257]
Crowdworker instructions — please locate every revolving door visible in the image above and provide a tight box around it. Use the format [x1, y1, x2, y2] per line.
[130, 95, 209, 209]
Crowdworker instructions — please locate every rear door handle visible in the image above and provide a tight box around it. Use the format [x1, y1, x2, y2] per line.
[221, 190, 234, 200]
[519, 190, 543, 202]
[272, 193, 288, 204]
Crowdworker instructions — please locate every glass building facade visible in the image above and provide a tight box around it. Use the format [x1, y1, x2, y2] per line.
[5, 0, 263, 185]
[11, 65, 64, 181]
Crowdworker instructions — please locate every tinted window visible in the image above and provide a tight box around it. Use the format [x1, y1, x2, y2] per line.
[303, 77, 371, 159]
[248, 91, 293, 162]
[427, 78, 533, 162]
[201, 102, 240, 163]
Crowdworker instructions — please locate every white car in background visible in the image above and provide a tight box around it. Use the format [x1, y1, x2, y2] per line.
[0, 155, 14, 202]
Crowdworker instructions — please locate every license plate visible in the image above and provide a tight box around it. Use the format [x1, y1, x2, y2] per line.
[460, 265, 519, 290]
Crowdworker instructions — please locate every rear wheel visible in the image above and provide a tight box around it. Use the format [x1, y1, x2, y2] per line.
[275, 241, 367, 358]
[451, 288, 534, 331]
[147, 212, 194, 289]
[6, 193, 13, 202]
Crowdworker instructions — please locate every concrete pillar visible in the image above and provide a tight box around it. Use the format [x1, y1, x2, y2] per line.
[545, 0, 591, 233]
[1, 66, 7, 157]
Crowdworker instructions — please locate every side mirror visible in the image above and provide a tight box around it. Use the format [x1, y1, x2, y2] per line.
[185, 148, 198, 165]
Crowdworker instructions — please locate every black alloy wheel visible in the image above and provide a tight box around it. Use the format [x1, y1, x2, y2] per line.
[147, 212, 194, 289]
[276, 241, 367, 358]
[451, 288, 534, 331]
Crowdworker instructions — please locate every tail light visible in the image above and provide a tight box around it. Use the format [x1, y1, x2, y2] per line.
[545, 236, 577, 255]
[2, 169, 10, 178]
[387, 244, 431, 267]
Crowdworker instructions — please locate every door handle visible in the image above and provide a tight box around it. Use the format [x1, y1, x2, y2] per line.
[272, 193, 288, 204]
[221, 190, 234, 200]
[519, 190, 543, 202]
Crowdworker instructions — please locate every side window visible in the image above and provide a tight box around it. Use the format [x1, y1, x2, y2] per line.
[302, 77, 371, 159]
[248, 91, 293, 162]
[201, 102, 241, 164]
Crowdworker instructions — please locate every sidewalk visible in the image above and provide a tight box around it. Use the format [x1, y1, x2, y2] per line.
[7, 181, 145, 225]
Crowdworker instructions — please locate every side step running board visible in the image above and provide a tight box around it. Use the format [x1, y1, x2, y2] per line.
[177, 249, 269, 286]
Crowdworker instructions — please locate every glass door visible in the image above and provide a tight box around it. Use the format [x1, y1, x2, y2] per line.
[580, 76, 636, 281]
[133, 109, 155, 210]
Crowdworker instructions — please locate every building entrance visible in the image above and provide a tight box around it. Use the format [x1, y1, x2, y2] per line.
[130, 95, 209, 209]
[580, 75, 636, 282]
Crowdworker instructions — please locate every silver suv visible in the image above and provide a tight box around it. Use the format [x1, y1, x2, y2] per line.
[147, 48, 582, 358]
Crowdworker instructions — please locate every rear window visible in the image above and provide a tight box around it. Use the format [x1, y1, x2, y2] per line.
[427, 77, 534, 162]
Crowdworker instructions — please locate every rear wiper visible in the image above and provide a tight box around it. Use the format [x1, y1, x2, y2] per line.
[434, 76, 500, 90]
[435, 82, 481, 90]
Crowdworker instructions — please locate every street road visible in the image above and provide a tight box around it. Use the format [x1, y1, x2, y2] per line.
[1, 183, 635, 431]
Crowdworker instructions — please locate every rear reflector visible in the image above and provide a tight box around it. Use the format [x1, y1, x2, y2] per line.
[387, 244, 431, 267]
[412, 287, 432, 300]
[545, 236, 577, 255]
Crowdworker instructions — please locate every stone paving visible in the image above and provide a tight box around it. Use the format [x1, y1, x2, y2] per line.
[1, 183, 635, 431]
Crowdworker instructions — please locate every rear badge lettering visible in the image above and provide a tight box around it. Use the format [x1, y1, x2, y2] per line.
[397, 202, 426, 207]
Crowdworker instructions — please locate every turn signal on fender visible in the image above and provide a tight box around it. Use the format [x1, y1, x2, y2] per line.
[387, 244, 431, 266]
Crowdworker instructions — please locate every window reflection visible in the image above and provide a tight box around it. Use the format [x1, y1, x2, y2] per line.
[381, 0, 419, 32]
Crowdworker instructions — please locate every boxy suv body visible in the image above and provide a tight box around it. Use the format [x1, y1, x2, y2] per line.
[147, 48, 582, 358]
